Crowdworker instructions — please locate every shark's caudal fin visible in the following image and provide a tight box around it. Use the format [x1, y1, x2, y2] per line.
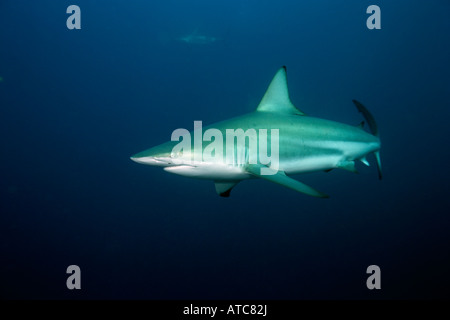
[373, 151, 382, 180]
[256, 66, 306, 116]
[352, 100, 382, 180]
[245, 164, 329, 198]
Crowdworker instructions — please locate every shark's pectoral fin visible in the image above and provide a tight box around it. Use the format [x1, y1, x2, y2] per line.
[337, 160, 358, 174]
[245, 164, 329, 198]
[214, 180, 240, 197]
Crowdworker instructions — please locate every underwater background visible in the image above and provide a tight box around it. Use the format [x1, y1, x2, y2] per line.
[0, 0, 449, 299]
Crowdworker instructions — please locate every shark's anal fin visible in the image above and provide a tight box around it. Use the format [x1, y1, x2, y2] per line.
[337, 160, 358, 174]
[245, 164, 329, 198]
[214, 181, 239, 197]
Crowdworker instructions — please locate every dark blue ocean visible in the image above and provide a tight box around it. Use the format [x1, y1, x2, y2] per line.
[1, 0, 449, 299]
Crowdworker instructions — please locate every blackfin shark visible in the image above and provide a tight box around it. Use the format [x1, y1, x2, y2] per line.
[177, 29, 217, 44]
[131, 67, 381, 198]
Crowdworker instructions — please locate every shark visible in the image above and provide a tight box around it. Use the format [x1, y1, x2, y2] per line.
[177, 29, 218, 45]
[130, 66, 381, 198]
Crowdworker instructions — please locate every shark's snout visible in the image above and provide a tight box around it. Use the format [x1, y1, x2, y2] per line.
[130, 155, 173, 167]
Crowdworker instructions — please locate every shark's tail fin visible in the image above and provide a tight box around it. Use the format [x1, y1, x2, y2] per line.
[352, 100, 382, 180]
[374, 150, 382, 180]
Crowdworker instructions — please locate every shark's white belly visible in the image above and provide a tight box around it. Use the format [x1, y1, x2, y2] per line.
[164, 162, 251, 180]
[281, 155, 342, 175]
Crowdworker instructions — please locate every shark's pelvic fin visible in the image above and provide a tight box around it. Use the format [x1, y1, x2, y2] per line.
[245, 164, 328, 198]
[256, 66, 306, 116]
[215, 180, 239, 197]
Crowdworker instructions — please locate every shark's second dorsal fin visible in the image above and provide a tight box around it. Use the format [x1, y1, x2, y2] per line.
[256, 66, 306, 116]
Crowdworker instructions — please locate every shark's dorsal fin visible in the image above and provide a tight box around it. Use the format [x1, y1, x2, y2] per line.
[256, 66, 306, 116]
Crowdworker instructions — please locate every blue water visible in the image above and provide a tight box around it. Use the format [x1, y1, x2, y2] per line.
[1, 0, 449, 299]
